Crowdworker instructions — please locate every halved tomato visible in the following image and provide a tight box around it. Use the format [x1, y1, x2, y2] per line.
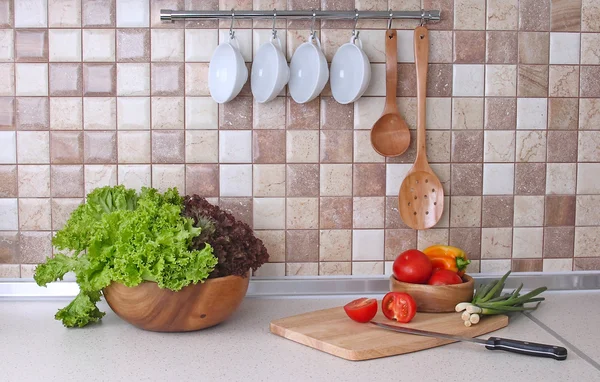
[382, 292, 417, 323]
[344, 298, 378, 323]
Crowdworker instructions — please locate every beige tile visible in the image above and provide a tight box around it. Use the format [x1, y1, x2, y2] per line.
[546, 163, 576, 194]
[286, 130, 319, 163]
[151, 29, 184, 62]
[219, 164, 251, 197]
[117, 165, 151, 191]
[454, 0, 485, 30]
[417, 229, 449, 250]
[353, 97, 384, 130]
[16, 131, 49, 164]
[352, 197, 384, 229]
[351, 261, 383, 276]
[321, 29, 348, 63]
[253, 263, 285, 277]
[51, 165, 83, 197]
[516, 131, 546, 162]
[253, 198, 285, 230]
[481, 228, 512, 258]
[352, 229, 384, 260]
[576, 195, 600, 226]
[513, 227, 543, 258]
[353, 130, 385, 163]
[577, 164, 600, 194]
[117, 29, 149, 62]
[429, 31, 453, 63]
[481, 259, 511, 273]
[517, 98, 547, 129]
[287, 198, 318, 229]
[83, 0, 114, 27]
[320, 130, 352, 163]
[548, 65, 579, 97]
[578, 131, 600, 161]
[319, 262, 352, 276]
[483, 164, 515, 195]
[49, 0, 81, 27]
[484, 131, 515, 162]
[185, 131, 218, 163]
[452, 98, 483, 129]
[543, 258, 573, 272]
[319, 230, 352, 262]
[51, 198, 82, 231]
[0, 63, 14, 96]
[320, 164, 352, 196]
[151, 63, 184, 96]
[84, 97, 116, 130]
[186, 97, 217, 130]
[582, 0, 600, 31]
[254, 230, 285, 263]
[362, 64, 386, 97]
[579, 99, 600, 130]
[549, 32, 581, 64]
[485, 65, 517, 96]
[427, 131, 451, 163]
[50, 98, 82, 130]
[151, 164, 185, 193]
[425, 98, 451, 130]
[574, 227, 600, 257]
[518, 32, 549, 64]
[253, 98, 285, 129]
[548, 98, 579, 130]
[286, 262, 319, 276]
[252, 165, 285, 197]
[17, 165, 50, 197]
[50, 131, 83, 164]
[0, 198, 18, 230]
[487, 0, 518, 30]
[450, 196, 482, 227]
[514, 195, 545, 226]
[84, 165, 117, 194]
[18, 198, 51, 230]
[185, 63, 209, 96]
[581, 33, 600, 64]
[118, 131, 151, 163]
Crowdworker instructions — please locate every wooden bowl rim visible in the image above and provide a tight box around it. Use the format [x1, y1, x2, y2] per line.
[389, 274, 474, 290]
[107, 273, 250, 289]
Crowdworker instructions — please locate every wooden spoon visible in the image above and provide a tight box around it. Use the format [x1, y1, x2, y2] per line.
[398, 26, 444, 230]
[370, 29, 410, 157]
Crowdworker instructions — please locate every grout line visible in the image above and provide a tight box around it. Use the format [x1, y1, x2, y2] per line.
[523, 312, 600, 371]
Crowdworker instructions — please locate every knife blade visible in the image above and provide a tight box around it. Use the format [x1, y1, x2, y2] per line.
[370, 321, 567, 361]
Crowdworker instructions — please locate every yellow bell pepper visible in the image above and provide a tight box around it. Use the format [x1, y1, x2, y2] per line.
[422, 245, 470, 276]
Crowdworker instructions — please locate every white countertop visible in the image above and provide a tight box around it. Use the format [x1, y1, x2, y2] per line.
[2, 291, 600, 382]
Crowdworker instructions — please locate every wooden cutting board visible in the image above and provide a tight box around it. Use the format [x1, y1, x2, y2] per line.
[270, 305, 508, 361]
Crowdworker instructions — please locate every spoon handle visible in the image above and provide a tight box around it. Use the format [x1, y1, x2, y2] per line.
[414, 26, 429, 166]
[384, 29, 398, 113]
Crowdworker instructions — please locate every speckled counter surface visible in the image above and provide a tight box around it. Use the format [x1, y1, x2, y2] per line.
[1, 292, 600, 382]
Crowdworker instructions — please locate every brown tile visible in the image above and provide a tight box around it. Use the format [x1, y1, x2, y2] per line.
[548, 98, 579, 130]
[117, 29, 150, 62]
[219, 197, 252, 227]
[320, 130, 352, 163]
[15, 30, 48, 62]
[515, 163, 546, 195]
[512, 259, 543, 272]
[50, 132, 83, 164]
[545, 195, 576, 226]
[427, 64, 453, 97]
[286, 230, 319, 262]
[486, 31, 518, 64]
[397, 64, 417, 97]
[449, 228, 481, 260]
[19, 232, 52, 264]
[549, 66, 579, 97]
[580, 66, 600, 97]
[84, 131, 116, 164]
[0, 232, 18, 264]
[543, 226, 574, 258]
[0, 97, 14, 130]
[384, 196, 408, 229]
[0, 165, 17, 197]
[253, 130, 285, 164]
[574, 258, 600, 271]
[287, 0, 320, 29]
[185, 164, 219, 197]
[320, 197, 352, 229]
[151, 0, 184, 27]
[482, 196, 514, 227]
[519, 0, 551, 31]
[454, 31, 485, 63]
[423, 0, 454, 30]
[551, 0, 581, 31]
[485, 98, 516, 130]
[385, 229, 417, 261]
[451, 131, 483, 162]
[51, 165, 84, 197]
[51, 198, 83, 231]
[49, 64, 82, 96]
[83, 64, 115, 96]
[386, 130, 417, 164]
[16, 97, 48, 130]
[518, 65, 549, 97]
[219, 96, 252, 130]
[151, 63, 184, 96]
[320, 97, 352, 130]
[287, 164, 319, 197]
[451, 164, 483, 196]
[321, 0, 354, 28]
[547, 131, 577, 162]
[82, 0, 115, 27]
[353, 164, 385, 197]
[152, 131, 184, 163]
[287, 98, 319, 130]
[518, 32, 550, 64]
[184, 0, 218, 28]
[0, 0, 13, 27]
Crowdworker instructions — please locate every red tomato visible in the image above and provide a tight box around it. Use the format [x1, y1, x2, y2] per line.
[427, 269, 463, 286]
[382, 292, 417, 323]
[344, 298, 378, 323]
[393, 249, 433, 284]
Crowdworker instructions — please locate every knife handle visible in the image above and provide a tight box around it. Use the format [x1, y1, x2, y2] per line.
[485, 337, 567, 361]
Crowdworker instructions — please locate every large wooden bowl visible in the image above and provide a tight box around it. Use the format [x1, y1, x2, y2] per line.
[389, 274, 474, 313]
[103, 274, 250, 332]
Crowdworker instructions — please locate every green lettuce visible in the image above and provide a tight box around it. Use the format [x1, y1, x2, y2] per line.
[34, 186, 217, 328]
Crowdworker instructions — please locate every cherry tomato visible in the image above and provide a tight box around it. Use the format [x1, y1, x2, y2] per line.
[427, 269, 463, 285]
[344, 298, 378, 323]
[393, 249, 433, 284]
[381, 292, 417, 323]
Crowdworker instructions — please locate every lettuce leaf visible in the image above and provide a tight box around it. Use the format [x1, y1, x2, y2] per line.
[35, 186, 217, 328]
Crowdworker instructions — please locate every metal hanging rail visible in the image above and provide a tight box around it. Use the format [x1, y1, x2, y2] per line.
[160, 9, 441, 22]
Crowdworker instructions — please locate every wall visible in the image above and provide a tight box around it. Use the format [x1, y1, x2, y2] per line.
[0, 0, 600, 278]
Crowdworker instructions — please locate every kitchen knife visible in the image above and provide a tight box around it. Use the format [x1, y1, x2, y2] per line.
[370, 321, 567, 361]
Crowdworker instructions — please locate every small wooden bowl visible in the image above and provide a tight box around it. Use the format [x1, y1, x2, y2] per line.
[103, 274, 250, 332]
[389, 274, 474, 313]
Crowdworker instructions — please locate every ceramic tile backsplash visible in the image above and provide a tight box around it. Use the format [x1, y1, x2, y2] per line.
[1, 0, 600, 278]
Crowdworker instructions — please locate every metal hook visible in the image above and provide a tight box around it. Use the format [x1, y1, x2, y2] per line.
[352, 9, 359, 38]
[229, 8, 235, 39]
[420, 9, 427, 26]
[310, 9, 317, 39]
[387, 9, 393, 30]
[272, 8, 277, 38]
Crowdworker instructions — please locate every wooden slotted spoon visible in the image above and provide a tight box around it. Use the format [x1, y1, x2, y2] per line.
[398, 26, 444, 230]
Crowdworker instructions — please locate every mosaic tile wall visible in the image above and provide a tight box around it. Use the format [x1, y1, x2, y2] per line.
[1, 0, 600, 278]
